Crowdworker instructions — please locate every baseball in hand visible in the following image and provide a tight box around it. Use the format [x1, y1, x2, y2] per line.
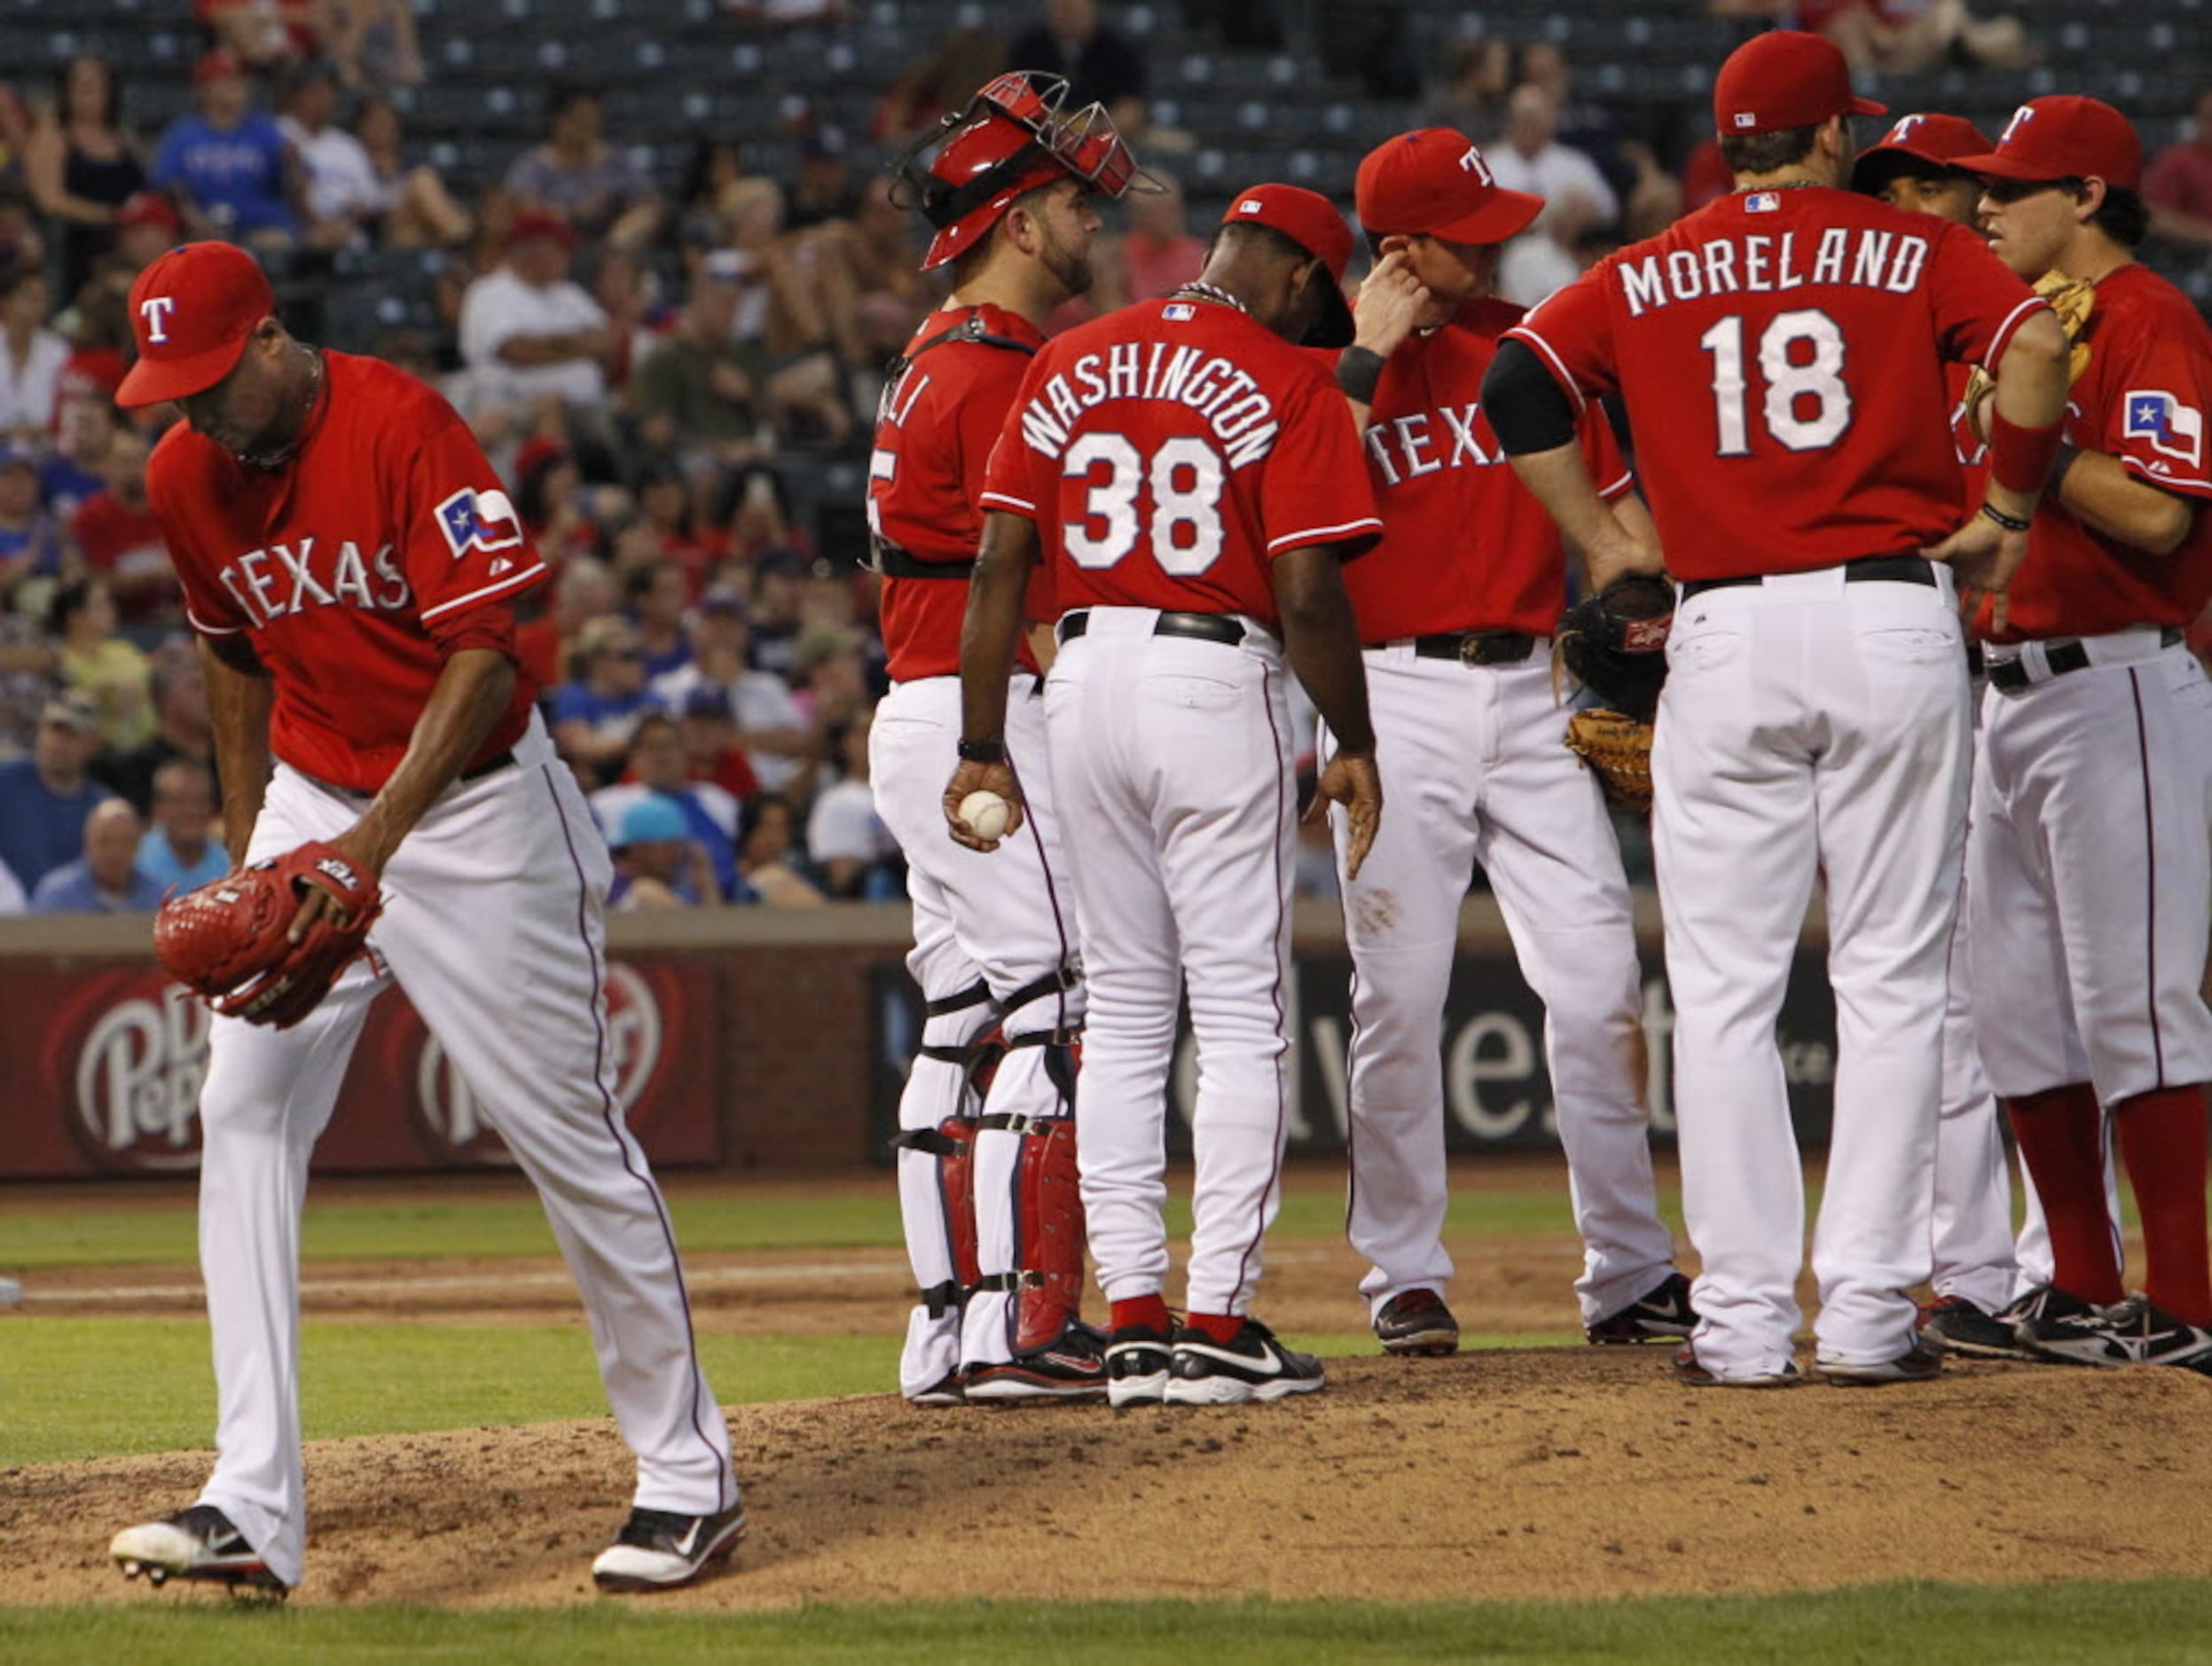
[960, 790, 1012, 841]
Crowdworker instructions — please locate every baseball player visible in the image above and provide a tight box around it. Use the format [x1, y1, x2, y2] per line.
[1957, 98, 2212, 1369]
[1322, 129, 1692, 1357]
[947, 185, 1384, 1407]
[104, 243, 742, 1596]
[1485, 29, 2070, 1387]
[867, 72, 1144, 1405]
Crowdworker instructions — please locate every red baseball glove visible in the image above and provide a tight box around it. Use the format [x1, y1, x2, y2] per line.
[153, 842, 383, 1029]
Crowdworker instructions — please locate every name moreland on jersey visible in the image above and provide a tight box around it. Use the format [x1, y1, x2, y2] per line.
[1615, 224, 1933, 318]
[1016, 335, 1281, 468]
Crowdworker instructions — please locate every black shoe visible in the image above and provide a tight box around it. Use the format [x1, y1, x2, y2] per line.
[1819, 1339, 1943, 1386]
[963, 1327, 1109, 1403]
[1672, 1340, 1800, 1388]
[1918, 1294, 2036, 1360]
[2020, 1291, 2212, 1369]
[2004, 1283, 2114, 1362]
[591, 1502, 748, 1591]
[1164, 1318, 1325, 1405]
[1106, 1324, 1175, 1408]
[1588, 1272, 1699, 1345]
[908, 1371, 965, 1408]
[111, 1505, 286, 1593]
[1374, 1288, 1460, 1356]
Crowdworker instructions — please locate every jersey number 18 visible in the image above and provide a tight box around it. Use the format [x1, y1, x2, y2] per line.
[1698, 308, 1853, 456]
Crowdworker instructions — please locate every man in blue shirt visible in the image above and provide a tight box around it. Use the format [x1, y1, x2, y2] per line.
[137, 758, 227, 892]
[0, 694, 113, 892]
[32, 797, 166, 913]
[150, 51, 302, 246]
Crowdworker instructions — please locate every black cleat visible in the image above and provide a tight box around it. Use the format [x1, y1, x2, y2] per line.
[1588, 1272, 1699, 1345]
[1164, 1318, 1325, 1405]
[592, 1502, 748, 1592]
[1374, 1288, 1460, 1357]
[111, 1505, 287, 1596]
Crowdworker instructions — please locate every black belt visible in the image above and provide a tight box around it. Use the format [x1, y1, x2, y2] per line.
[1987, 627, 2184, 692]
[1406, 630, 1535, 666]
[1056, 609, 1245, 647]
[1679, 554, 1936, 600]
[1965, 642, 1985, 679]
[460, 748, 516, 782]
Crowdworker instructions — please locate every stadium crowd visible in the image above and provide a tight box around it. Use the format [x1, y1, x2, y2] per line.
[2, 0, 2208, 913]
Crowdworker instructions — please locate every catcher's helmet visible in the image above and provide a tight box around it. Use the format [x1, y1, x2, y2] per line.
[893, 72, 1144, 271]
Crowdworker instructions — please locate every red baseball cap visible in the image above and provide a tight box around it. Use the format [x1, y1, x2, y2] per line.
[115, 191, 183, 234]
[507, 209, 580, 249]
[194, 49, 246, 88]
[1952, 97, 2142, 192]
[117, 241, 276, 409]
[1714, 31, 1885, 138]
[1850, 112, 1992, 193]
[1354, 129, 1544, 246]
[1222, 184, 1355, 348]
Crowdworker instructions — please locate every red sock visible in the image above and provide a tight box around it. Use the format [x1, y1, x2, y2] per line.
[1110, 1294, 1172, 1334]
[2114, 1084, 2212, 1324]
[2006, 1084, 2125, 1304]
[1186, 1310, 1245, 1344]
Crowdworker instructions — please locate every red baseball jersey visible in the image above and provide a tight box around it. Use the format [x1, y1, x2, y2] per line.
[1507, 186, 2043, 581]
[150, 352, 547, 792]
[980, 297, 1381, 628]
[870, 304, 1051, 682]
[1344, 296, 1633, 640]
[1988, 263, 2212, 640]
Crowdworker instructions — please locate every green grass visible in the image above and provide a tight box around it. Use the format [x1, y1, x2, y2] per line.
[3, 1583, 2210, 1663]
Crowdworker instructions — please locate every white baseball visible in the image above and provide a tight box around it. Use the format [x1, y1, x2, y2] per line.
[960, 789, 1011, 841]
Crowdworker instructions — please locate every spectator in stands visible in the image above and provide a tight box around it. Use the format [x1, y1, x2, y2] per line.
[0, 266, 67, 448]
[1492, 84, 1620, 309]
[95, 643, 220, 816]
[0, 608, 57, 759]
[787, 123, 861, 232]
[0, 184, 44, 282]
[137, 755, 226, 892]
[514, 442, 607, 564]
[152, 51, 303, 248]
[328, 0, 427, 93]
[0, 448, 72, 612]
[651, 584, 812, 794]
[1792, 0, 2036, 74]
[817, 174, 930, 365]
[553, 614, 663, 786]
[634, 250, 771, 473]
[51, 575, 151, 751]
[25, 56, 146, 303]
[806, 707, 899, 900]
[588, 245, 663, 400]
[721, 464, 811, 570]
[42, 395, 114, 523]
[277, 62, 379, 249]
[0, 84, 31, 187]
[629, 461, 723, 586]
[1417, 34, 1511, 145]
[31, 794, 161, 912]
[1618, 140, 1687, 242]
[788, 621, 867, 731]
[1110, 168, 1204, 303]
[870, 25, 1007, 145]
[196, 0, 328, 68]
[592, 712, 741, 900]
[71, 430, 174, 632]
[456, 212, 616, 414]
[352, 96, 471, 248]
[675, 137, 749, 254]
[607, 793, 717, 910]
[674, 682, 761, 801]
[505, 84, 663, 252]
[1516, 42, 1629, 200]
[1008, 0, 1147, 136]
[735, 791, 824, 906]
[0, 693, 111, 891]
[100, 193, 183, 286]
[718, 179, 851, 448]
[2146, 83, 2212, 252]
[745, 545, 807, 680]
[627, 560, 693, 679]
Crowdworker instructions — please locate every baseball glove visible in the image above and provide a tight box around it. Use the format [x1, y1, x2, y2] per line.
[1565, 708, 1655, 811]
[1556, 571, 1674, 723]
[153, 842, 382, 1029]
[1964, 270, 2098, 424]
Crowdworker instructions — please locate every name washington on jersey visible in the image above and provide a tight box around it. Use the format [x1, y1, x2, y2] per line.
[1617, 226, 1933, 318]
[1018, 342, 1280, 467]
[216, 537, 411, 627]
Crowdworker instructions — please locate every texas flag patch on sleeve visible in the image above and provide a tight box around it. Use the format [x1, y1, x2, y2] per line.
[435, 486, 524, 565]
[2124, 389, 2205, 471]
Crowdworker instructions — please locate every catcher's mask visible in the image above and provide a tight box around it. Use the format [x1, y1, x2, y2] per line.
[891, 71, 1149, 271]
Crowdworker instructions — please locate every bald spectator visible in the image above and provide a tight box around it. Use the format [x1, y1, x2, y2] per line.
[504, 84, 662, 251]
[456, 213, 616, 414]
[0, 694, 111, 891]
[2147, 83, 2212, 252]
[137, 756, 226, 891]
[31, 795, 162, 912]
[1492, 83, 1619, 309]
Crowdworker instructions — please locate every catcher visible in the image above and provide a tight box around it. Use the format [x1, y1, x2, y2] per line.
[106, 242, 742, 1599]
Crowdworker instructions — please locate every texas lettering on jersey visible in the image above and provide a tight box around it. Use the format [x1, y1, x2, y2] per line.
[213, 537, 411, 629]
[1364, 400, 1504, 483]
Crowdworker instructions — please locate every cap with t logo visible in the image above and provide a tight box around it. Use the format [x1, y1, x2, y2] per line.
[117, 241, 278, 409]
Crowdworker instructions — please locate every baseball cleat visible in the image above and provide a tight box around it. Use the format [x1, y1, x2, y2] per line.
[1672, 1341, 1800, 1388]
[2020, 1293, 2212, 1370]
[1164, 1318, 1325, 1405]
[962, 1327, 1109, 1403]
[1588, 1271, 1699, 1345]
[1105, 1324, 1175, 1409]
[111, 1505, 287, 1595]
[1374, 1288, 1460, 1357]
[1918, 1294, 2036, 1360]
[908, 1371, 967, 1409]
[1817, 1340, 1943, 1386]
[2004, 1282, 2113, 1360]
[591, 1502, 748, 1593]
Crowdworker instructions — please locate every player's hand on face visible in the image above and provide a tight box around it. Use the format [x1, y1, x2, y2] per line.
[1351, 251, 1427, 360]
[943, 758, 1025, 853]
[1310, 750, 1383, 881]
[1924, 510, 2028, 635]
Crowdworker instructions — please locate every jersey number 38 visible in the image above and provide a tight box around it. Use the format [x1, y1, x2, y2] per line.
[1062, 434, 1226, 575]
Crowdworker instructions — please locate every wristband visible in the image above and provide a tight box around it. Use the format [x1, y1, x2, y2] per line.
[1979, 501, 2031, 534]
[2046, 441, 2081, 497]
[956, 738, 1006, 764]
[1987, 408, 2063, 496]
[1337, 346, 1385, 405]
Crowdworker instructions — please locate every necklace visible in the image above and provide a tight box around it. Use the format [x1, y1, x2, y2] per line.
[1732, 179, 1824, 194]
[236, 348, 323, 470]
[1173, 280, 1250, 316]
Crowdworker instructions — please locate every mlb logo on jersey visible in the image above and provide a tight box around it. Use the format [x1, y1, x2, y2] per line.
[1163, 303, 1196, 321]
[2124, 390, 2205, 469]
[435, 487, 523, 564]
[1745, 192, 1781, 212]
